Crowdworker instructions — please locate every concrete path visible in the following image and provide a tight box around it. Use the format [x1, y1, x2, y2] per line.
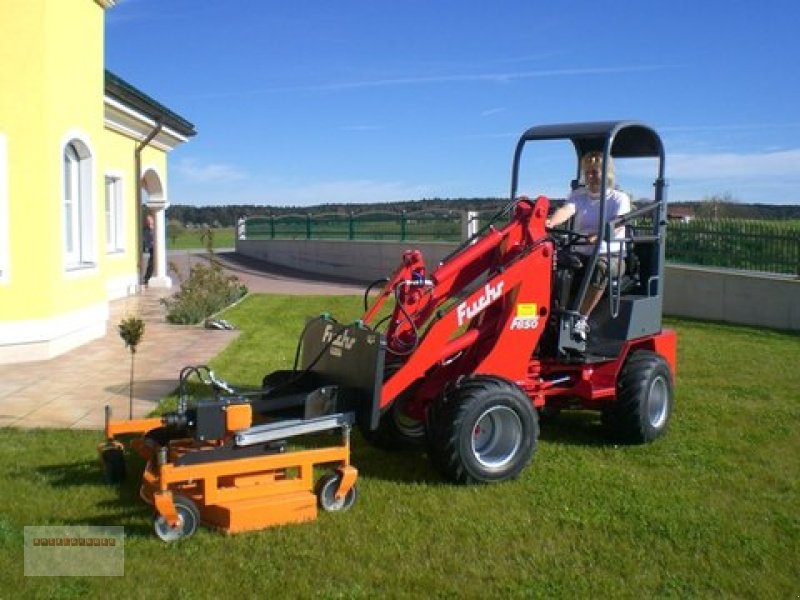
[0, 252, 365, 430]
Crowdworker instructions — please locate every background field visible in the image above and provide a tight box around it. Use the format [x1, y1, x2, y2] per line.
[0, 295, 798, 597]
[166, 227, 235, 250]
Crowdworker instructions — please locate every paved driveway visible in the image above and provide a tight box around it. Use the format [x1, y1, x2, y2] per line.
[0, 252, 365, 430]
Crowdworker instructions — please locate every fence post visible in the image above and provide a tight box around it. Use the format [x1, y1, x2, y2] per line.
[349, 212, 354, 241]
[306, 213, 312, 240]
[269, 214, 275, 239]
[462, 211, 479, 241]
[401, 210, 407, 241]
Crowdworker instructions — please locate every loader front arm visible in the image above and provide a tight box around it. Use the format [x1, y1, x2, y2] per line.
[362, 196, 554, 411]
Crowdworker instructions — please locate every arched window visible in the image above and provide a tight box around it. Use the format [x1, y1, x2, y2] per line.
[63, 140, 94, 267]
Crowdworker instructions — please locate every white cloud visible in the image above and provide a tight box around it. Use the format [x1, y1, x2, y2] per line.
[174, 159, 247, 184]
[192, 65, 668, 98]
[668, 149, 800, 180]
[481, 107, 506, 117]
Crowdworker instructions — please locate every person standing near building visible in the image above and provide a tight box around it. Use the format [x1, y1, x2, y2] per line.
[142, 212, 155, 287]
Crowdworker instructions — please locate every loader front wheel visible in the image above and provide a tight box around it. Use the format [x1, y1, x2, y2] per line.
[360, 395, 426, 450]
[603, 350, 673, 444]
[428, 376, 538, 485]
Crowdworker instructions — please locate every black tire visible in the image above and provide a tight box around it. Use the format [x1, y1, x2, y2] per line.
[360, 395, 426, 450]
[153, 495, 200, 542]
[427, 376, 539, 484]
[100, 447, 126, 484]
[360, 364, 425, 450]
[604, 350, 673, 444]
[316, 472, 357, 512]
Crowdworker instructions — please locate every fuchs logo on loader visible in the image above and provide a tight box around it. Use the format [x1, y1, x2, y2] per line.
[457, 281, 505, 326]
[322, 324, 356, 357]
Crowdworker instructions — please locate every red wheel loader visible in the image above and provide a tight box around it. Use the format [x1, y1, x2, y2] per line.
[359, 120, 676, 483]
[99, 121, 675, 540]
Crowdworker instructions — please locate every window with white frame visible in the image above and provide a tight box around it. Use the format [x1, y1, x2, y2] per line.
[105, 175, 124, 252]
[63, 140, 94, 267]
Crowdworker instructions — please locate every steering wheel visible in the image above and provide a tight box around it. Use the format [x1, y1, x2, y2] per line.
[546, 227, 593, 249]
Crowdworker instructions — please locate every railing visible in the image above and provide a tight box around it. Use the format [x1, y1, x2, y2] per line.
[244, 209, 464, 242]
[665, 219, 800, 276]
[243, 212, 800, 277]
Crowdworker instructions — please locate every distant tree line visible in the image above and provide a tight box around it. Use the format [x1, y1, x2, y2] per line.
[166, 198, 509, 227]
[166, 196, 800, 227]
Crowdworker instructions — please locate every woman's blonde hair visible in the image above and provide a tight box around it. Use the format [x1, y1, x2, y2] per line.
[581, 151, 615, 189]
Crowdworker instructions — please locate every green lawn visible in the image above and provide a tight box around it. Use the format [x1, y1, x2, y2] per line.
[1, 295, 798, 597]
[167, 227, 235, 250]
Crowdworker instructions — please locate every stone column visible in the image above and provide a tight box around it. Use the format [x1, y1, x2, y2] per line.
[148, 206, 172, 289]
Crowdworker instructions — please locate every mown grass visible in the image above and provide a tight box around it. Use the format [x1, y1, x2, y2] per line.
[167, 227, 235, 250]
[1, 295, 798, 598]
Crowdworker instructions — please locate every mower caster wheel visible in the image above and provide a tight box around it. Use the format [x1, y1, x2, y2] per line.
[153, 495, 200, 542]
[100, 446, 126, 484]
[316, 472, 357, 512]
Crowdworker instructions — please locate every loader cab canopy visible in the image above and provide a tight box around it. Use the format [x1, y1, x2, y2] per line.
[517, 120, 663, 159]
[511, 121, 665, 198]
[510, 120, 669, 359]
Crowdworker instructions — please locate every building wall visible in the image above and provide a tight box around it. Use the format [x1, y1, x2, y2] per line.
[0, 0, 107, 323]
[0, 0, 173, 363]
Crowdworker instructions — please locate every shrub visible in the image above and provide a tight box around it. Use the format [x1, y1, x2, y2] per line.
[162, 255, 247, 325]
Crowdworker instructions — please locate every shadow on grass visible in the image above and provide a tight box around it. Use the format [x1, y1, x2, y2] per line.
[35, 456, 155, 537]
[349, 438, 443, 485]
[538, 410, 608, 447]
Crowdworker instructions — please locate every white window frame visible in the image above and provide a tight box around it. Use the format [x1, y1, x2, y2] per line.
[105, 173, 125, 253]
[61, 135, 95, 270]
[0, 133, 8, 284]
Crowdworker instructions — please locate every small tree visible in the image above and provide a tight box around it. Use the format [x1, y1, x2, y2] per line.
[118, 316, 145, 419]
[167, 219, 186, 246]
[697, 192, 739, 219]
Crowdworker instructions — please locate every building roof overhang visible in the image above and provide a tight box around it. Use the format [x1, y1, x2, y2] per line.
[104, 70, 197, 151]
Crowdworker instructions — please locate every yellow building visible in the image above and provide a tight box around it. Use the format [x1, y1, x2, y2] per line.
[0, 0, 195, 363]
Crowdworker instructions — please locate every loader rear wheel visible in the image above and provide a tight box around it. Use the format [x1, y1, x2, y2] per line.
[316, 472, 357, 512]
[428, 376, 538, 484]
[153, 495, 199, 542]
[604, 350, 673, 444]
[100, 446, 126, 484]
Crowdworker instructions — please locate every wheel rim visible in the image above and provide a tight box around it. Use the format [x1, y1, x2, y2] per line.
[154, 513, 185, 542]
[647, 375, 669, 429]
[470, 406, 523, 469]
[392, 399, 426, 439]
[320, 475, 346, 511]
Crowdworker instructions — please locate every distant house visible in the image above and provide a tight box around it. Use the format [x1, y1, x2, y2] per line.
[667, 206, 695, 222]
[0, 0, 196, 364]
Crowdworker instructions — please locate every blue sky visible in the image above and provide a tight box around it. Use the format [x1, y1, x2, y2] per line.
[106, 0, 800, 206]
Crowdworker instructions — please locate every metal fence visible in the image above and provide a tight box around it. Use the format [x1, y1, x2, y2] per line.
[245, 209, 464, 242]
[243, 212, 800, 276]
[665, 219, 800, 276]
